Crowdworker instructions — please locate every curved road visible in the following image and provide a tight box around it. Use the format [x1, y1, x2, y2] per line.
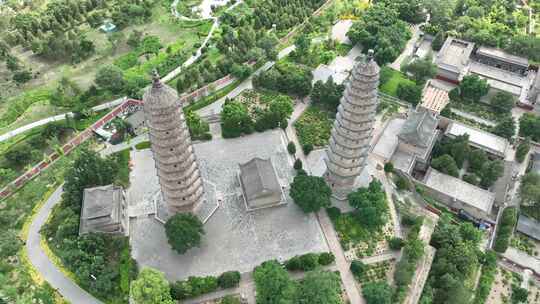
[27, 185, 103, 304]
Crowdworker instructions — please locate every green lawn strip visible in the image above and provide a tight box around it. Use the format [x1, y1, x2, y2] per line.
[0, 88, 54, 130]
[183, 79, 241, 112]
[294, 105, 334, 148]
[134, 141, 151, 150]
[379, 67, 415, 97]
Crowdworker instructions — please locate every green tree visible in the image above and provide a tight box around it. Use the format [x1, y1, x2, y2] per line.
[432, 31, 446, 51]
[165, 213, 205, 254]
[141, 35, 162, 56]
[480, 160, 503, 188]
[221, 101, 253, 138]
[218, 271, 241, 289]
[519, 173, 540, 220]
[296, 271, 342, 304]
[492, 116, 516, 140]
[397, 82, 422, 106]
[362, 282, 392, 304]
[519, 113, 540, 142]
[458, 75, 489, 102]
[253, 260, 297, 304]
[490, 92, 514, 113]
[288, 142, 296, 155]
[95, 65, 125, 93]
[468, 149, 488, 173]
[130, 268, 174, 304]
[431, 154, 459, 177]
[403, 57, 437, 84]
[290, 174, 332, 213]
[4, 143, 33, 167]
[511, 286, 528, 303]
[62, 149, 118, 210]
[384, 162, 394, 173]
[348, 180, 389, 230]
[515, 138, 530, 163]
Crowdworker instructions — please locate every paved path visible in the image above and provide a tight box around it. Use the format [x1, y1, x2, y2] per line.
[26, 186, 103, 304]
[196, 46, 296, 117]
[25, 137, 150, 304]
[0, 97, 127, 143]
[389, 24, 421, 71]
[450, 108, 497, 127]
[360, 251, 400, 265]
[317, 210, 364, 304]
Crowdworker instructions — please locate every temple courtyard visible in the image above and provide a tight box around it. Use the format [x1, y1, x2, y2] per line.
[128, 129, 329, 280]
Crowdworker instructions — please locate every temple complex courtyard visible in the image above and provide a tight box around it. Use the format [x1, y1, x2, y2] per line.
[128, 129, 329, 280]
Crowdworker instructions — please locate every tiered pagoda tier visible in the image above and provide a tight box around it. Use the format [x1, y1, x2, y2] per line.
[143, 73, 204, 213]
[325, 50, 380, 188]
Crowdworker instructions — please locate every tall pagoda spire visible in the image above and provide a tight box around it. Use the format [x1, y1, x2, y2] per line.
[143, 71, 204, 213]
[324, 50, 379, 188]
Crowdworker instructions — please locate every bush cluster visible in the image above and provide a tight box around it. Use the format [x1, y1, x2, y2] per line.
[493, 207, 517, 253]
[284, 252, 335, 271]
[171, 270, 241, 300]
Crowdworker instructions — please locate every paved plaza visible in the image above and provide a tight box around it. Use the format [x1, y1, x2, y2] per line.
[129, 130, 329, 280]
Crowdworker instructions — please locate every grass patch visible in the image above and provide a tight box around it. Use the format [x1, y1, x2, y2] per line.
[111, 149, 131, 188]
[379, 67, 414, 97]
[294, 105, 334, 148]
[0, 88, 53, 132]
[135, 141, 151, 150]
[183, 79, 241, 112]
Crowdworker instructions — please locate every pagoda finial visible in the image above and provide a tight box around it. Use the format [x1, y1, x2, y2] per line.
[152, 69, 162, 88]
[367, 49, 374, 61]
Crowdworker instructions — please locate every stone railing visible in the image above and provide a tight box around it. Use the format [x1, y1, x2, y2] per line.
[0, 99, 144, 200]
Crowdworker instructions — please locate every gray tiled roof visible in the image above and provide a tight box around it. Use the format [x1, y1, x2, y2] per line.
[80, 185, 124, 235]
[239, 158, 282, 207]
[517, 215, 540, 241]
[398, 109, 438, 148]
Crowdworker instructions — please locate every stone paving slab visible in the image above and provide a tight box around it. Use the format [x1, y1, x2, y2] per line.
[129, 130, 328, 280]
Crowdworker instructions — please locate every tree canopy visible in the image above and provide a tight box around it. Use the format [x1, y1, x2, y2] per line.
[253, 260, 297, 304]
[347, 4, 411, 65]
[165, 213, 205, 254]
[347, 180, 389, 230]
[290, 174, 332, 213]
[130, 268, 174, 304]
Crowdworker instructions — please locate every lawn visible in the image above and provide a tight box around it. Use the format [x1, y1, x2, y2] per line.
[294, 105, 334, 148]
[379, 67, 415, 97]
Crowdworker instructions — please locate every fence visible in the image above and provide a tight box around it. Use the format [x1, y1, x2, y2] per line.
[179, 74, 236, 106]
[0, 99, 144, 200]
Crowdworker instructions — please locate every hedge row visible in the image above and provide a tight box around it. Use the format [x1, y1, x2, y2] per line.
[473, 251, 498, 304]
[284, 252, 335, 271]
[170, 270, 241, 300]
[493, 207, 517, 253]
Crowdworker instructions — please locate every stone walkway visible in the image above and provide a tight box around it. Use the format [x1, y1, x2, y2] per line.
[317, 210, 365, 304]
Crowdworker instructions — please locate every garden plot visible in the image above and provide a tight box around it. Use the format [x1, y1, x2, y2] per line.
[511, 232, 540, 258]
[486, 266, 540, 304]
[328, 210, 393, 260]
[353, 259, 395, 285]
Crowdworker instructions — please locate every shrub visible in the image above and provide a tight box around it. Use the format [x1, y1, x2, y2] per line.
[294, 159, 303, 170]
[318, 252, 335, 266]
[515, 139, 530, 163]
[285, 253, 320, 271]
[326, 207, 341, 220]
[395, 175, 409, 191]
[350, 260, 366, 278]
[287, 141, 296, 155]
[388, 237, 405, 250]
[220, 295, 241, 304]
[494, 207, 517, 253]
[171, 276, 219, 300]
[218, 271, 241, 289]
[384, 162, 394, 173]
[302, 143, 314, 155]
